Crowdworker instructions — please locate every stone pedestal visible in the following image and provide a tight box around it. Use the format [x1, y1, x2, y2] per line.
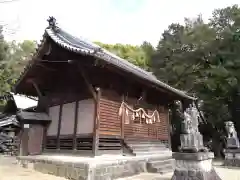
[224, 149, 240, 167]
[226, 137, 240, 149]
[171, 152, 222, 180]
[180, 133, 205, 152]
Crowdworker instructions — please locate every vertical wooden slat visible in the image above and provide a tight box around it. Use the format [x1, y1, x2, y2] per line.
[56, 104, 63, 150]
[42, 105, 50, 152]
[42, 124, 48, 151]
[73, 100, 79, 150]
[21, 125, 29, 156]
[121, 95, 125, 139]
[92, 87, 101, 156]
[166, 108, 172, 149]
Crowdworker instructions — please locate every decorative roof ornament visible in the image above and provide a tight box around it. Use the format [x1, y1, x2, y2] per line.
[47, 16, 57, 29]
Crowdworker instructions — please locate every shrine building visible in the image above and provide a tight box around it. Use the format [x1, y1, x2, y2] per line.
[14, 17, 196, 179]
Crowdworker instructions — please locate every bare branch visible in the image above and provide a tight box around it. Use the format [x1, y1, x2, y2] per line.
[0, 0, 19, 3]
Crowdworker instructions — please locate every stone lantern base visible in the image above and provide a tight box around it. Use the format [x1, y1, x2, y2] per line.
[224, 149, 240, 167]
[171, 152, 222, 180]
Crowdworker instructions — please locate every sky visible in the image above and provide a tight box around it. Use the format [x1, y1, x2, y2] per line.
[0, 0, 240, 47]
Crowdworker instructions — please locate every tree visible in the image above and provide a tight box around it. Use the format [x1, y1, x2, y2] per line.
[151, 5, 240, 153]
[0, 25, 12, 97]
[7, 40, 36, 79]
[95, 42, 153, 70]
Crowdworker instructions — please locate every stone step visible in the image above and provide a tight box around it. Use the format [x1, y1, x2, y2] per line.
[128, 143, 167, 148]
[131, 147, 169, 152]
[147, 155, 173, 162]
[149, 158, 174, 167]
[128, 144, 168, 151]
[157, 165, 174, 174]
[147, 159, 174, 174]
[134, 150, 171, 156]
[126, 141, 167, 145]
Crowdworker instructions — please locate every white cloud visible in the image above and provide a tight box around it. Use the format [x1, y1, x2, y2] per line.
[0, 0, 240, 47]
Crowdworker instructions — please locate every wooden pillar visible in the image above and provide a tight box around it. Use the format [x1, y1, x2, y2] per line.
[31, 80, 43, 97]
[121, 95, 125, 139]
[42, 124, 49, 152]
[167, 109, 172, 149]
[56, 104, 63, 150]
[20, 124, 30, 156]
[42, 106, 50, 151]
[73, 100, 79, 150]
[92, 88, 101, 156]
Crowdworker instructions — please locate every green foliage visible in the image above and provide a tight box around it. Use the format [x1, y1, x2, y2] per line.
[151, 5, 240, 132]
[7, 40, 36, 79]
[0, 31, 36, 105]
[0, 25, 12, 97]
[95, 41, 153, 70]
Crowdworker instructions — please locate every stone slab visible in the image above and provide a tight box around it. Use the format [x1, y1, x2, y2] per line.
[226, 138, 240, 149]
[17, 153, 173, 180]
[172, 152, 214, 161]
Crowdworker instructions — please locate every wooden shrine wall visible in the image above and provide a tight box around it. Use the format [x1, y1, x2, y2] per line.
[99, 90, 122, 136]
[48, 105, 60, 135]
[99, 89, 170, 140]
[47, 99, 94, 136]
[28, 124, 44, 155]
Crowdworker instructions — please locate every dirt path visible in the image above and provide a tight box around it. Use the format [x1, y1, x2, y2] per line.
[0, 156, 66, 180]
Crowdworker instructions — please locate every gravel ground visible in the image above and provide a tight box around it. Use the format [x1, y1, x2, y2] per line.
[0, 156, 239, 180]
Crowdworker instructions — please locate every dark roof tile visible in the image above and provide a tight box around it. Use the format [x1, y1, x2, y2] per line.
[46, 24, 196, 100]
[14, 17, 196, 101]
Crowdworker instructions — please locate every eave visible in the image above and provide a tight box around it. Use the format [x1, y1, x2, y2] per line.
[13, 17, 197, 101]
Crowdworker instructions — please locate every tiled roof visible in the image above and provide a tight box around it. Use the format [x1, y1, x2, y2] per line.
[0, 115, 19, 127]
[14, 17, 196, 100]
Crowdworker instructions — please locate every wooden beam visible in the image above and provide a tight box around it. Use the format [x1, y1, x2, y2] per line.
[73, 100, 79, 150]
[78, 65, 97, 101]
[36, 63, 57, 71]
[92, 87, 101, 156]
[56, 104, 63, 150]
[102, 63, 194, 101]
[30, 80, 43, 97]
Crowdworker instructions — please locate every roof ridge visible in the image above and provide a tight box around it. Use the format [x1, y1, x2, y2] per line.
[47, 17, 155, 78]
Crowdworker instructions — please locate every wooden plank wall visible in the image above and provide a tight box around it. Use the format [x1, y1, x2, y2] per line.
[157, 108, 169, 140]
[99, 90, 121, 136]
[28, 124, 44, 155]
[99, 89, 169, 140]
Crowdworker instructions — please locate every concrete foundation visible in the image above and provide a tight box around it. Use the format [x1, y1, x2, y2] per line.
[171, 152, 222, 180]
[17, 152, 172, 180]
[224, 149, 240, 167]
